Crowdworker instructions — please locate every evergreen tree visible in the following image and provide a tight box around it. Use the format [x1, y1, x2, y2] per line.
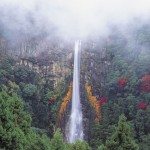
[97, 144, 107, 150]
[68, 140, 91, 150]
[139, 134, 150, 150]
[0, 90, 51, 150]
[0, 90, 31, 149]
[50, 129, 66, 150]
[102, 115, 139, 150]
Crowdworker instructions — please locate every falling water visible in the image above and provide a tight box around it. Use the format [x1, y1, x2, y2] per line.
[68, 40, 83, 143]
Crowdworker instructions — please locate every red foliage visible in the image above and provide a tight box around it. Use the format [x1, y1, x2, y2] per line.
[137, 101, 148, 110]
[140, 75, 150, 93]
[99, 97, 108, 105]
[48, 98, 55, 104]
[118, 77, 127, 88]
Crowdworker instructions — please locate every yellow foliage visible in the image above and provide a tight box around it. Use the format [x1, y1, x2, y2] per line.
[58, 83, 72, 120]
[85, 83, 101, 122]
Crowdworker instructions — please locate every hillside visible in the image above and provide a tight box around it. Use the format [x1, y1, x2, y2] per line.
[0, 23, 150, 150]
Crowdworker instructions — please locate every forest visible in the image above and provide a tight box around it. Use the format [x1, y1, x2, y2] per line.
[0, 21, 150, 150]
[0, 0, 150, 150]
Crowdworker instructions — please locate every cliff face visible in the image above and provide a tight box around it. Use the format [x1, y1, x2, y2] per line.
[56, 42, 111, 140]
[16, 57, 72, 89]
[79, 45, 112, 141]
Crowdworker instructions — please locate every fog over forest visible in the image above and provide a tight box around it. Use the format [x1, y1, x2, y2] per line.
[0, 0, 150, 40]
[0, 1, 150, 150]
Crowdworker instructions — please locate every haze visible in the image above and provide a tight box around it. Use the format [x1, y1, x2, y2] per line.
[0, 0, 150, 39]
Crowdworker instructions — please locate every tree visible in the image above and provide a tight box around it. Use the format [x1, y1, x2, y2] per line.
[50, 129, 66, 150]
[67, 140, 91, 150]
[97, 144, 107, 150]
[0, 90, 31, 149]
[103, 115, 139, 150]
[22, 83, 37, 98]
[139, 134, 150, 150]
[0, 90, 51, 150]
[14, 66, 38, 84]
[0, 57, 14, 85]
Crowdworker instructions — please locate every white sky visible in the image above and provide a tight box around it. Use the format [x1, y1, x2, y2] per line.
[0, 0, 150, 39]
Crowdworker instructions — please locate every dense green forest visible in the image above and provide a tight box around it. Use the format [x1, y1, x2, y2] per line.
[0, 22, 150, 150]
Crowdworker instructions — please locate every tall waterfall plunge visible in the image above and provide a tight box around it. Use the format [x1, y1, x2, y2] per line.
[67, 40, 83, 143]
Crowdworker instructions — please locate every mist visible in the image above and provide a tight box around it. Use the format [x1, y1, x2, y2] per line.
[0, 0, 150, 40]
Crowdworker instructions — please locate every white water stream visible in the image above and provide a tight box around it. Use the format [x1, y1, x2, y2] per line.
[68, 40, 83, 143]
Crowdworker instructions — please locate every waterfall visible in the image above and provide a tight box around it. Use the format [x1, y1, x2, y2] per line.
[68, 40, 83, 143]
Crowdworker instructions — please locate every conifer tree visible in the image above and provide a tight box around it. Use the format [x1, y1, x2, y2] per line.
[0, 90, 51, 150]
[50, 129, 66, 150]
[99, 114, 139, 150]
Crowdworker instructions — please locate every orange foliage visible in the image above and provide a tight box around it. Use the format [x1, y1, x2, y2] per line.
[58, 83, 72, 120]
[85, 83, 101, 122]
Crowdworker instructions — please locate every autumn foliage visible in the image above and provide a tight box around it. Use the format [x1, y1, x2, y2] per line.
[140, 74, 150, 93]
[137, 101, 148, 110]
[58, 83, 72, 120]
[48, 98, 56, 104]
[118, 77, 127, 88]
[99, 97, 108, 105]
[85, 83, 101, 122]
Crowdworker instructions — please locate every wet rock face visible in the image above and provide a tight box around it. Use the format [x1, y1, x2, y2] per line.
[56, 40, 114, 141]
[16, 49, 73, 89]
